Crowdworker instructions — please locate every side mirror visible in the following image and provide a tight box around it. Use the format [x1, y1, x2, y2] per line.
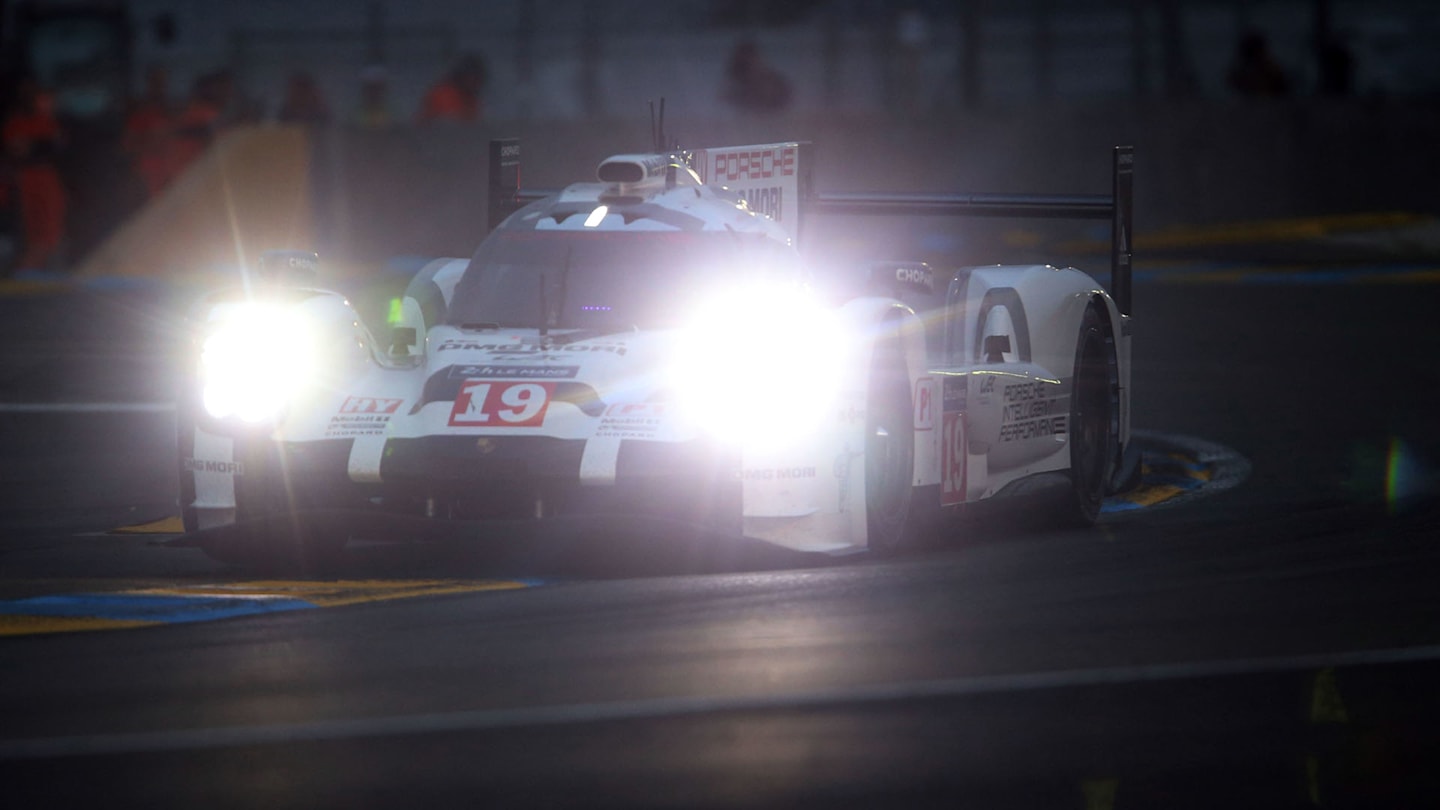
[389, 326, 417, 358]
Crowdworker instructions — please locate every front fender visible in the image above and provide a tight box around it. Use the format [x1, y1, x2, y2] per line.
[741, 296, 929, 554]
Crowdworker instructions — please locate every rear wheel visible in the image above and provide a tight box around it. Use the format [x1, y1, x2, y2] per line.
[865, 338, 914, 554]
[1065, 305, 1116, 526]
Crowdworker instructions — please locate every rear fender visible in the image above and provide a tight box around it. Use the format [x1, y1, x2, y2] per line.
[969, 265, 1130, 490]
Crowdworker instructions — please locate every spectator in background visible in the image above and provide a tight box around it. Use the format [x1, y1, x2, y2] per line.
[3, 78, 67, 273]
[418, 54, 486, 123]
[354, 65, 393, 129]
[278, 71, 331, 126]
[892, 5, 931, 115]
[1227, 31, 1290, 97]
[171, 73, 224, 179]
[122, 66, 176, 199]
[721, 40, 792, 114]
[212, 68, 265, 125]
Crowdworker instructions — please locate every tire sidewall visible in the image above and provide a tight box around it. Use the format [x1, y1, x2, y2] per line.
[1067, 305, 1114, 525]
[866, 339, 914, 554]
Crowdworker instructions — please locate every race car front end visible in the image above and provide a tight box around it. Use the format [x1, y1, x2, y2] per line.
[179, 276, 863, 562]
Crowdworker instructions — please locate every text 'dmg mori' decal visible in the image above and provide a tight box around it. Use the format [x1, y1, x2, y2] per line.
[448, 381, 555, 427]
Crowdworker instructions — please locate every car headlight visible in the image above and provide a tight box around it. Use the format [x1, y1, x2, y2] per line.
[668, 283, 845, 447]
[199, 303, 320, 423]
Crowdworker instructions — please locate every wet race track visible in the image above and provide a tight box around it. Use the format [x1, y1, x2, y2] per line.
[3, 259, 1440, 808]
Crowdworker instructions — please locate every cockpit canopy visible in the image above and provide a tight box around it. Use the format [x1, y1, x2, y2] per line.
[446, 229, 802, 333]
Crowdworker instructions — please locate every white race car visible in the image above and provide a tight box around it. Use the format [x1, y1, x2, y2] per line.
[178, 136, 1136, 566]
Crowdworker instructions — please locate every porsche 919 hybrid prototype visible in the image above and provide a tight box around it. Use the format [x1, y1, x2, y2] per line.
[179, 136, 1136, 565]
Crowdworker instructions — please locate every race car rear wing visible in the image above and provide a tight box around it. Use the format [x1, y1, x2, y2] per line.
[486, 138, 1134, 316]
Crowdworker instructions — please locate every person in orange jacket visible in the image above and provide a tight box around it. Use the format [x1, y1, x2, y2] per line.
[122, 66, 176, 199]
[170, 73, 224, 180]
[3, 79, 67, 273]
[417, 54, 485, 123]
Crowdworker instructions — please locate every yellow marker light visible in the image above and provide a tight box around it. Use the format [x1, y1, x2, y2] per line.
[200, 303, 321, 422]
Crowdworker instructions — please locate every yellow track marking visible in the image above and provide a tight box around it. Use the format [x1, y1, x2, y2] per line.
[0, 615, 157, 636]
[0, 279, 74, 297]
[1164, 270, 1251, 284]
[127, 579, 530, 608]
[111, 516, 186, 534]
[1137, 213, 1420, 250]
[1371, 269, 1440, 284]
[1118, 484, 1186, 508]
[1167, 452, 1213, 481]
[1058, 212, 1430, 254]
[0, 580, 534, 637]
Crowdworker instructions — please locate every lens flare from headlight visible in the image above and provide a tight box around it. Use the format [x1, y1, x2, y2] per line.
[200, 304, 320, 423]
[670, 283, 845, 446]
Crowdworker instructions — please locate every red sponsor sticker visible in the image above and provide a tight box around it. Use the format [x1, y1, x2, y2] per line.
[448, 381, 554, 427]
[708, 147, 796, 183]
[913, 377, 934, 431]
[340, 395, 403, 415]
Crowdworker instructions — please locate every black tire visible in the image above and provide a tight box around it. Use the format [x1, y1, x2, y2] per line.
[1064, 304, 1116, 526]
[865, 337, 915, 554]
[199, 441, 352, 575]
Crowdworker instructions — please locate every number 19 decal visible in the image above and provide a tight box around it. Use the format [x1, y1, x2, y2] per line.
[449, 381, 554, 427]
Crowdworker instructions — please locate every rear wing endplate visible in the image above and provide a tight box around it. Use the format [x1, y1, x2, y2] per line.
[486, 139, 1134, 316]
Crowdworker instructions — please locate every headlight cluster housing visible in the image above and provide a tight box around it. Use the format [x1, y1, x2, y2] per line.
[196, 292, 373, 426]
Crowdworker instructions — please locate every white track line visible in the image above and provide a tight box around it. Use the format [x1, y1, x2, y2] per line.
[5, 642, 1440, 761]
[0, 402, 175, 414]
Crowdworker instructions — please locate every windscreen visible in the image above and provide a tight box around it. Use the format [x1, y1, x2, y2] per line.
[446, 230, 800, 332]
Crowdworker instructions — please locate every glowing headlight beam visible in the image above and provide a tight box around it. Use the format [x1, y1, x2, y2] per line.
[199, 303, 321, 423]
[667, 283, 846, 447]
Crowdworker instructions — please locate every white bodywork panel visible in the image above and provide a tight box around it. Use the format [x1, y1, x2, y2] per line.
[180, 144, 1130, 556]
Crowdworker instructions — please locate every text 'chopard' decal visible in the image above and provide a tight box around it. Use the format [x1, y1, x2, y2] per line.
[183, 458, 244, 475]
[449, 364, 580, 380]
[449, 381, 555, 427]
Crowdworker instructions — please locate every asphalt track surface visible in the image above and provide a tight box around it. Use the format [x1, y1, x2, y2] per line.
[2, 266, 1440, 807]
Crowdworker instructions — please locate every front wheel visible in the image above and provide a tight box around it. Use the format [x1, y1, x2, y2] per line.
[1064, 305, 1117, 526]
[196, 438, 354, 574]
[865, 338, 915, 554]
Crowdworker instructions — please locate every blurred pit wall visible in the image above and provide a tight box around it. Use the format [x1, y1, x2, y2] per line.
[77, 101, 1440, 285]
[76, 127, 315, 284]
[315, 101, 1440, 265]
